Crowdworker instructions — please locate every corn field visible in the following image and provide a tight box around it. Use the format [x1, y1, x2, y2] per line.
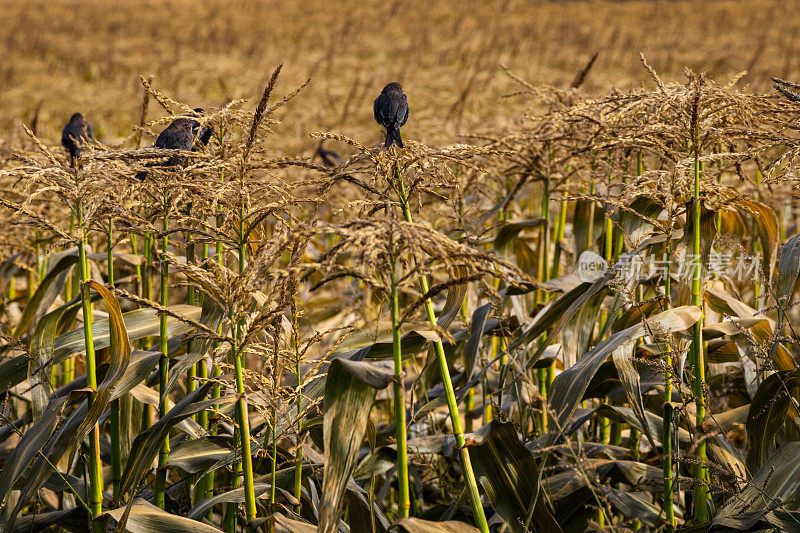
[4, 2, 800, 532]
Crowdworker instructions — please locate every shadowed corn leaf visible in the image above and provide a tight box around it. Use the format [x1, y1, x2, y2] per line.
[508, 274, 612, 370]
[27, 300, 79, 419]
[550, 305, 701, 439]
[464, 302, 492, 379]
[737, 197, 778, 282]
[705, 289, 794, 370]
[5, 506, 85, 533]
[0, 303, 201, 394]
[745, 369, 800, 473]
[106, 498, 221, 532]
[602, 486, 661, 527]
[562, 289, 605, 368]
[163, 351, 204, 400]
[466, 420, 560, 533]
[118, 382, 234, 498]
[616, 196, 664, 248]
[345, 489, 390, 533]
[0, 394, 71, 510]
[714, 442, 800, 529]
[319, 358, 393, 533]
[186, 482, 273, 520]
[776, 231, 800, 310]
[166, 435, 231, 473]
[611, 338, 657, 449]
[611, 297, 667, 334]
[573, 199, 604, 257]
[493, 219, 545, 257]
[390, 517, 480, 533]
[111, 349, 161, 400]
[3, 280, 130, 530]
[273, 514, 316, 533]
[12, 251, 78, 339]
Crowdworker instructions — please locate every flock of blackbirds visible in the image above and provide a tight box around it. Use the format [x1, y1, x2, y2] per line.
[59, 82, 410, 171]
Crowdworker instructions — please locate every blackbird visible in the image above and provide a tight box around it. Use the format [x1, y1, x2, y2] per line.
[373, 82, 409, 148]
[316, 141, 342, 167]
[136, 117, 194, 180]
[61, 113, 93, 166]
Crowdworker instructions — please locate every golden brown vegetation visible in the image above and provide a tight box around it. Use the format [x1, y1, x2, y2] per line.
[2, 1, 800, 532]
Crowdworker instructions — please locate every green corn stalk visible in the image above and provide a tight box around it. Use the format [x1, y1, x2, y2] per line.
[107, 221, 122, 499]
[143, 232, 154, 350]
[77, 204, 103, 532]
[390, 260, 410, 517]
[546, 171, 568, 409]
[63, 213, 76, 383]
[154, 209, 170, 509]
[753, 167, 763, 308]
[537, 166, 552, 433]
[26, 257, 35, 301]
[627, 153, 643, 456]
[233, 206, 257, 523]
[393, 160, 488, 533]
[184, 236, 199, 503]
[550, 172, 568, 278]
[607, 217, 623, 460]
[460, 298, 474, 434]
[195, 238, 214, 513]
[215, 161, 228, 525]
[691, 153, 709, 522]
[140, 231, 154, 432]
[486, 204, 507, 427]
[289, 296, 304, 513]
[651, 148, 677, 529]
[7, 267, 16, 302]
[186, 238, 197, 399]
[130, 233, 142, 299]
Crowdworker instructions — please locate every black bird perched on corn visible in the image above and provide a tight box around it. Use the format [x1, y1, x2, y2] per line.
[61, 113, 93, 167]
[373, 82, 409, 148]
[135, 117, 194, 181]
[315, 140, 342, 167]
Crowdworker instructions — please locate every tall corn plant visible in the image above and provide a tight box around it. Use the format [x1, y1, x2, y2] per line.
[688, 75, 710, 520]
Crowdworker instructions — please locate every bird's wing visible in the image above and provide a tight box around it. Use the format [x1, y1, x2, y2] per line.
[373, 96, 382, 124]
[86, 123, 94, 140]
[397, 94, 409, 127]
[154, 129, 170, 149]
[179, 130, 194, 150]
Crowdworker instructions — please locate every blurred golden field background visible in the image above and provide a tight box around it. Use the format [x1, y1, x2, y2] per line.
[2, 0, 798, 150]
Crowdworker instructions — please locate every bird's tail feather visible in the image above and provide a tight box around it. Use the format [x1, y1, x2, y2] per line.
[391, 128, 403, 148]
[384, 130, 394, 148]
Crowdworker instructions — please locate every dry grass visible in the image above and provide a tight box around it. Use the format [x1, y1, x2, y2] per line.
[2, 0, 800, 150]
